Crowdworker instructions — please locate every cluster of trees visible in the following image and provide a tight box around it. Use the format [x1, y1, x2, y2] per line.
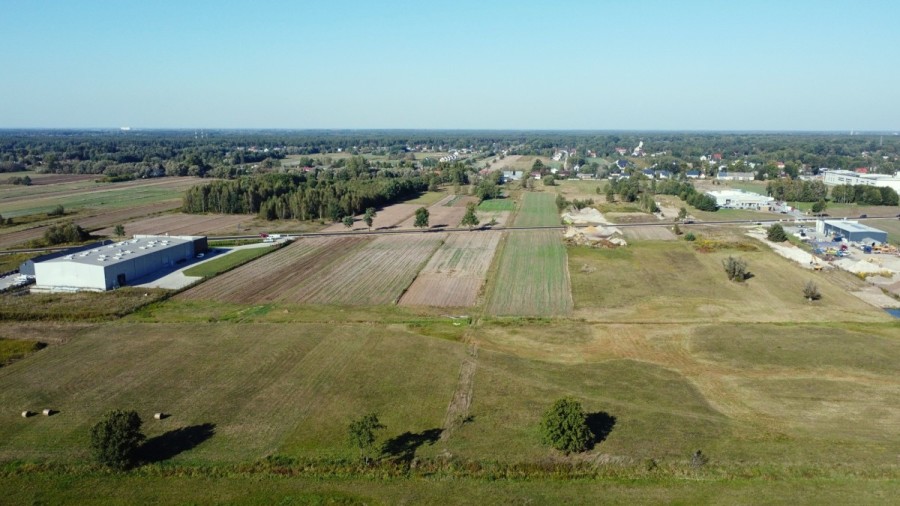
[4, 175, 31, 185]
[182, 173, 427, 222]
[607, 177, 717, 212]
[43, 222, 89, 245]
[830, 184, 899, 206]
[765, 179, 827, 202]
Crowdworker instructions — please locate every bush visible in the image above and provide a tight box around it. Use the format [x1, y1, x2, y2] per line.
[43, 222, 90, 245]
[684, 232, 696, 241]
[766, 223, 787, 242]
[90, 409, 145, 470]
[48, 204, 65, 217]
[722, 256, 748, 282]
[539, 397, 594, 454]
[803, 281, 821, 301]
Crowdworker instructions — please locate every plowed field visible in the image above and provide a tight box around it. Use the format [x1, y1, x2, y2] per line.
[182, 233, 445, 305]
[400, 231, 501, 307]
[95, 213, 253, 237]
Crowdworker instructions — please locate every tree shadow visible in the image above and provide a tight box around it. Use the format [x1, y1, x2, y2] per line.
[431, 224, 448, 229]
[380, 428, 442, 463]
[586, 411, 616, 448]
[139, 423, 216, 464]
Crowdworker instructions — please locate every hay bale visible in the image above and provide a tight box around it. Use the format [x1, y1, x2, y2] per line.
[42, 409, 53, 416]
[21, 410, 32, 418]
[153, 412, 167, 420]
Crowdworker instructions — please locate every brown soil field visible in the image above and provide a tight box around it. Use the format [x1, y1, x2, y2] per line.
[180, 237, 373, 303]
[95, 213, 254, 237]
[395, 194, 475, 229]
[476, 210, 512, 227]
[182, 233, 445, 305]
[622, 225, 678, 241]
[0, 201, 181, 250]
[320, 203, 419, 232]
[400, 231, 502, 307]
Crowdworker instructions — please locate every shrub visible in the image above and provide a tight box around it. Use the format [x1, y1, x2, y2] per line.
[766, 223, 787, 242]
[539, 397, 594, 454]
[722, 256, 748, 282]
[90, 409, 145, 470]
[684, 232, 696, 241]
[803, 281, 821, 301]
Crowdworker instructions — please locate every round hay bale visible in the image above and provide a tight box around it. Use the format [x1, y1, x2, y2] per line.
[153, 412, 165, 420]
[21, 410, 32, 418]
[42, 409, 52, 416]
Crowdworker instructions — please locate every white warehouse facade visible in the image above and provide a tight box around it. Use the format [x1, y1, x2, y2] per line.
[821, 169, 900, 192]
[33, 235, 207, 292]
[705, 189, 774, 210]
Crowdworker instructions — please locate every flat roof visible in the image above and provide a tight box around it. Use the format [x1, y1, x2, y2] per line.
[823, 220, 886, 234]
[42, 236, 193, 268]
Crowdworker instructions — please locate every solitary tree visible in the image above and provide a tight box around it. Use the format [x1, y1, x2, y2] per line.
[811, 199, 827, 215]
[460, 203, 479, 230]
[414, 207, 429, 228]
[539, 397, 594, 454]
[766, 223, 787, 242]
[363, 207, 377, 230]
[722, 256, 749, 282]
[543, 175, 556, 186]
[605, 185, 616, 203]
[347, 413, 385, 464]
[114, 224, 126, 237]
[90, 409, 145, 470]
[342, 215, 354, 229]
[678, 207, 688, 221]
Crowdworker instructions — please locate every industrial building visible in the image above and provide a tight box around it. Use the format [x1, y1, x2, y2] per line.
[815, 220, 888, 244]
[706, 189, 775, 210]
[33, 235, 207, 292]
[821, 169, 900, 192]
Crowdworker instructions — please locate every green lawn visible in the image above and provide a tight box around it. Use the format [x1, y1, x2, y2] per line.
[477, 198, 516, 212]
[182, 247, 275, 278]
[0, 339, 44, 366]
[401, 191, 447, 206]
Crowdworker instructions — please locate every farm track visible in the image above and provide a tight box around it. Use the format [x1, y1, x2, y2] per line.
[440, 342, 478, 441]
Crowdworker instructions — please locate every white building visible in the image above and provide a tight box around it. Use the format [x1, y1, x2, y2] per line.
[821, 169, 900, 192]
[33, 235, 207, 292]
[706, 190, 774, 210]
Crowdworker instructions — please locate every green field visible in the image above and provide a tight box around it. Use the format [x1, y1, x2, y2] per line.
[182, 247, 275, 278]
[400, 190, 448, 206]
[0, 338, 44, 366]
[513, 192, 560, 227]
[476, 198, 516, 212]
[484, 231, 572, 316]
[0, 186, 184, 218]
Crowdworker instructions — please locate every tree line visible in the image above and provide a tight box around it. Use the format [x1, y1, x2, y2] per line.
[182, 172, 427, 221]
[830, 184, 899, 206]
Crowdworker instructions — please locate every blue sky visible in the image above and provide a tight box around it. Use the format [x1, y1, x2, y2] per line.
[1, 0, 898, 130]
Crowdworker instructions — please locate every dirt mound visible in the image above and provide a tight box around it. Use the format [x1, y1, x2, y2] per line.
[564, 226, 626, 248]
[562, 208, 607, 224]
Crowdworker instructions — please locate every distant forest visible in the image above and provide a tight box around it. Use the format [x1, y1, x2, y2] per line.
[1, 130, 898, 181]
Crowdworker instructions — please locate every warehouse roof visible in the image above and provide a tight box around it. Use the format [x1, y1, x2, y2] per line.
[823, 220, 886, 234]
[43, 236, 194, 268]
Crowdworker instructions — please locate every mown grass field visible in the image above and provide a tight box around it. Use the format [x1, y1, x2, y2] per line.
[181, 246, 275, 278]
[512, 192, 560, 227]
[476, 198, 516, 212]
[568, 239, 890, 323]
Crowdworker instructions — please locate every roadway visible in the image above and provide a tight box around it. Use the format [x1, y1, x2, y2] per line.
[2, 214, 898, 255]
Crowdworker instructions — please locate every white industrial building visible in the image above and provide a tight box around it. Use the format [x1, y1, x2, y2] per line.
[33, 235, 207, 292]
[706, 189, 775, 210]
[821, 169, 900, 192]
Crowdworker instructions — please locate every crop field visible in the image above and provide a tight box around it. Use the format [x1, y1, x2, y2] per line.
[0, 201, 182, 250]
[568, 239, 892, 323]
[485, 230, 572, 316]
[512, 192, 560, 227]
[0, 177, 200, 218]
[400, 231, 502, 307]
[182, 234, 444, 305]
[94, 213, 253, 237]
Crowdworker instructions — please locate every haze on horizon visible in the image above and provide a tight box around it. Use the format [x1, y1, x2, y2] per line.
[1, 0, 897, 131]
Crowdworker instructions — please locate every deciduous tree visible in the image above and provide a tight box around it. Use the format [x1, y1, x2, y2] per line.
[539, 397, 594, 454]
[90, 409, 145, 470]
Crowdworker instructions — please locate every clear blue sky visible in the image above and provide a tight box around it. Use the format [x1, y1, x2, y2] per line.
[1, 0, 898, 130]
